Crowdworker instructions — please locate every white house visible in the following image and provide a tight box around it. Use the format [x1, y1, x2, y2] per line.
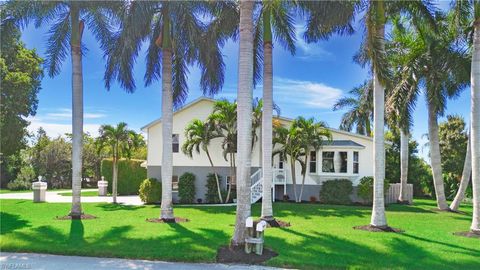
[141, 97, 374, 202]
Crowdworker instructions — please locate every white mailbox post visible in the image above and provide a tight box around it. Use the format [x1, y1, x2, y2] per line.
[245, 217, 267, 255]
[98, 176, 108, 196]
[32, 176, 47, 203]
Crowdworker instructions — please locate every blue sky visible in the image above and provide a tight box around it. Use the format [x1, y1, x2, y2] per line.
[20, 2, 470, 161]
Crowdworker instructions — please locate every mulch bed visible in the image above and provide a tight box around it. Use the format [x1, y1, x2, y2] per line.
[55, 214, 97, 220]
[353, 225, 404, 233]
[216, 245, 278, 264]
[146, 217, 189, 223]
[453, 231, 480, 239]
[258, 219, 291, 228]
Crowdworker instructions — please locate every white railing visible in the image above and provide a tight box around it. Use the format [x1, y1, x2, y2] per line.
[250, 169, 263, 203]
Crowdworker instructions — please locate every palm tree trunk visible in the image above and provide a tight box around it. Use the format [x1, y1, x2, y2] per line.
[261, 21, 274, 220]
[370, 0, 387, 227]
[206, 150, 223, 203]
[160, 14, 175, 221]
[470, 19, 480, 233]
[112, 157, 118, 204]
[427, 101, 449, 210]
[231, 0, 254, 246]
[69, 6, 83, 218]
[299, 153, 309, 203]
[225, 152, 233, 203]
[450, 134, 472, 211]
[398, 130, 409, 203]
[290, 157, 298, 202]
[371, 71, 387, 227]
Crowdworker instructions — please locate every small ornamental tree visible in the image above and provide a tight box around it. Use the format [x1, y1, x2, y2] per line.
[178, 172, 195, 204]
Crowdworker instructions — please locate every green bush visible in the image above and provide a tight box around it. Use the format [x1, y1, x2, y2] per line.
[178, 172, 196, 204]
[319, 179, 353, 205]
[7, 166, 36, 190]
[357, 176, 390, 203]
[101, 159, 146, 195]
[139, 178, 161, 204]
[205, 173, 223, 203]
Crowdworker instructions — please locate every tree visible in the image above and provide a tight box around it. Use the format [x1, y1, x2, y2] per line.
[182, 119, 223, 203]
[104, 2, 232, 221]
[451, 0, 479, 233]
[333, 80, 373, 136]
[352, 0, 436, 227]
[450, 132, 472, 211]
[273, 122, 305, 202]
[10, 0, 120, 218]
[294, 117, 332, 202]
[208, 99, 238, 203]
[0, 13, 43, 185]
[231, 0, 254, 246]
[404, 13, 470, 210]
[98, 123, 140, 204]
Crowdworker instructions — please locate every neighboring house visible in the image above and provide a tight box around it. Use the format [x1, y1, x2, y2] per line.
[141, 97, 373, 203]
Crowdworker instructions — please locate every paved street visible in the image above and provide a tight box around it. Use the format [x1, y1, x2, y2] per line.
[0, 252, 282, 270]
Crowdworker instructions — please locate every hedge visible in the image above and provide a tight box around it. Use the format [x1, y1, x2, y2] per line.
[101, 159, 146, 195]
[178, 172, 196, 204]
[139, 178, 161, 204]
[319, 179, 353, 205]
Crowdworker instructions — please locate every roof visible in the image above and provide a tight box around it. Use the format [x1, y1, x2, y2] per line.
[323, 140, 365, 148]
[141, 97, 374, 142]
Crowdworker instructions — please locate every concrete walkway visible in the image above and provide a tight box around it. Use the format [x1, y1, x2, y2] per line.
[0, 252, 282, 270]
[0, 189, 144, 205]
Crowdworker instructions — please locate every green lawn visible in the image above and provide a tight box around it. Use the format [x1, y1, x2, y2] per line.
[0, 199, 478, 269]
[58, 191, 100, 197]
[0, 189, 71, 194]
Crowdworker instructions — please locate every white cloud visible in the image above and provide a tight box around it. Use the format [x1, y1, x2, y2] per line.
[294, 25, 333, 61]
[45, 108, 106, 120]
[273, 77, 343, 109]
[27, 116, 101, 137]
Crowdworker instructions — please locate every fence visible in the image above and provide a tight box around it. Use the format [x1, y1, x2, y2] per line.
[386, 183, 413, 204]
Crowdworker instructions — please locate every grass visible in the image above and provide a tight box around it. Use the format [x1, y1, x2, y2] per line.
[0, 189, 71, 194]
[58, 191, 99, 197]
[0, 199, 478, 269]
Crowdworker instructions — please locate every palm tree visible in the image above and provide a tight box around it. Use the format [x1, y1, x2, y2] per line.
[451, 0, 479, 232]
[231, 0, 254, 246]
[273, 122, 306, 202]
[252, 0, 296, 222]
[98, 123, 139, 204]
[182, 119, 223, 203]
[9, 1, 119, 218]
[294, 117, 332, 202]
[104, 2, 232, 221]
[333, 80, 373, 136]
[450, 132, 472, 211]
[208, 99, 237, 203]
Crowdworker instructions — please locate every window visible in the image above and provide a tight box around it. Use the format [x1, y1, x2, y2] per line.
[322, 152, 335, 173]
[226, 175, 235, 190]
[278, 155, 284, 169]
[340, 152, 348, 173]
[172, 134, 179, 153]
[172, 175, 179, 191]
[309, 151, 317, 173]
[353, 151, 359, 174]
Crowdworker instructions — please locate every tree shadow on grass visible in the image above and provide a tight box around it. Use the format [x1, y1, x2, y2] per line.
[268, 228, 478, 269]
[5, 220, 231, 262]
[0, 212, 31, 235]
[270, 203, 368, 220]
[96, 203, 144, 211]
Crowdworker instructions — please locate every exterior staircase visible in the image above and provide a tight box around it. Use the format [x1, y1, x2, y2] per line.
[250, 169, 263, 203]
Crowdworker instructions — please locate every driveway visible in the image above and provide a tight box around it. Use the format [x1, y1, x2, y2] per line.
[0, 252, 282, 270]
[0, 189, 143, 205]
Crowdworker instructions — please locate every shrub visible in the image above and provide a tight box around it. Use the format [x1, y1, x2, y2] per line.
[309, 196, 317, 203]
[101, 159, 146, 195]
[7, 166, 36, 191]
[139, 178, 161, 204]
[178, 172, 196, 204]
[319, 179, 353, 205]
[357, 176, 390, 203]
[205, 173, 223, 203]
